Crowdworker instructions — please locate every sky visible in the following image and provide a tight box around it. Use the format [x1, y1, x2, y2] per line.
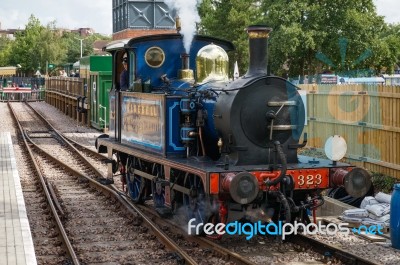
[0, 0, 399, 36]
[1, 0, 112, 35]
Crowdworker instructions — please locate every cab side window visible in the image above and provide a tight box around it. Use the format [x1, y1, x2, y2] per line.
[116, 51, 135, 91]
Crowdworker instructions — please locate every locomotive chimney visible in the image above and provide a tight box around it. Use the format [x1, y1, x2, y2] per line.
[245, 25, 272, 77]
[181, 53, 189, 70]
[178, 53, 194, 82]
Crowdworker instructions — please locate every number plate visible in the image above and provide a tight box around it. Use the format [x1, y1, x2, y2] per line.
[290, 169, 329, 189]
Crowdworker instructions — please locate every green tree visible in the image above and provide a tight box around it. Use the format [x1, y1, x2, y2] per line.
[0, 15, 111, 76]
[9, 15, 67, 75]
[198, 0, 400, 78]
[259, 0, 395, 77]
[374, 23, 400, 74]
[0, 36, 13, 66]
[198, 0, 262, 76]
[63, 32, 111, 63]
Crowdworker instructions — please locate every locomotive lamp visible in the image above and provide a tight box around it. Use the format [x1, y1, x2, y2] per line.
[324, 135, 347, 162]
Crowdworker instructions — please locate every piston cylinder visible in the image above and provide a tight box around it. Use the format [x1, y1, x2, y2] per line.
[331, 167, 372, 198]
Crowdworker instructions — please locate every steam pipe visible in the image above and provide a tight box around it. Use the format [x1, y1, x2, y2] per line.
[199, 127, 206, 157]
[178, 53, 194, 80]
[268, 191, 291, 223]
[175, 16, 181, 33]
[265, 141, 287, 186]
[181, 53, 190, 69]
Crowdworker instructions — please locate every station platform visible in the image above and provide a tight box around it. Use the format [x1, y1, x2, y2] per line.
[0, 132, 36, 264]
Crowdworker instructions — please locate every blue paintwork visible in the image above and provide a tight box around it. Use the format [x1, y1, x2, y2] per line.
[166, 98, 186, 154]
[391, 184, 400, 249]
[128, 35, 233, 90]
[131, 39, 210, 88]
[117, 35, 234, 157]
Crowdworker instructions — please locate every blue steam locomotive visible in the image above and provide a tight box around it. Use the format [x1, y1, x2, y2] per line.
[96, 25, 371, 233]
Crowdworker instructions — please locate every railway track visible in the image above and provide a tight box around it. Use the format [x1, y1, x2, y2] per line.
[12, 101, 389, 265]
[9, 103, 74, 264]
[12, 101, 275, 265]
[22, 102, 294, 264]
[288, 234, 380, 265]
[9, 102, 193, 264]
[24, 101, 259, 264]
[57, 132, 379, 264]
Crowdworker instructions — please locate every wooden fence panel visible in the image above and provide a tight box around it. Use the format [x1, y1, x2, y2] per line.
[299, 84, 400, 178]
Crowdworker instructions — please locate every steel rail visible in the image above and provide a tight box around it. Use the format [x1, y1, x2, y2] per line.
[63, 135, 107, 160]
[133, 202, 258, 265]
[23, 102, 199, 265]
[23, 102, 107, 179]
[8, 102, 80, 265]
[288, 234, 380, 265]
[110, 185, 199, 265]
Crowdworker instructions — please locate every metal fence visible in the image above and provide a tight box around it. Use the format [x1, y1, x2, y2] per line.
[1, 77, 45, 89]
[0, 77, 46, 102]
[299, 84, 400, 178]
[0, 89, 46, 102]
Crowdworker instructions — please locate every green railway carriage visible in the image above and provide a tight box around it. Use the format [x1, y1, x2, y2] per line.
[45, 55, 112, 130]
[89, 70, 112, 130]
[79, 55, 112, 130]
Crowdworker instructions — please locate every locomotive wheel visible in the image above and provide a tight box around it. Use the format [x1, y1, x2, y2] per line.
[170, 189, 182, 214]
[183, 175, 208, 229]
[126, 170, 145, 203]
[126, 157, 145, 204]
[152, 164, 165, 207]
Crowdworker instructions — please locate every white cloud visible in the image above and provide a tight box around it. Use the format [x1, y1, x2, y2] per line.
[0, 0, 399, 36]
[1, 0, 112, 35]
[374, 0, 400, 24]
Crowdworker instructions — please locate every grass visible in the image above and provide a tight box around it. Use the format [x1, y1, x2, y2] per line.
[298, 147, 327, 159]
[370, 172, 398, 194]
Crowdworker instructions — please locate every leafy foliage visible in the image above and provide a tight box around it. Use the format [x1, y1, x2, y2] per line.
[0, 36, 13, 66]
[259, 0, 395, 77]
[63, 32, 111, 64]
[7, 16, 66, 74]
[198, 0, 400, 78]
[371, 172, 398, 194]
[0, 15, 110, 76]
[3, 4, 400, 78]
[198, 0, 261, 75]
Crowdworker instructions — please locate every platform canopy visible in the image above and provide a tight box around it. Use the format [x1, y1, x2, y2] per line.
[0, 66, 17, 76]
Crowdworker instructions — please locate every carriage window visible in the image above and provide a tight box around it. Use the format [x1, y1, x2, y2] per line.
[145, 47, 165, 68]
